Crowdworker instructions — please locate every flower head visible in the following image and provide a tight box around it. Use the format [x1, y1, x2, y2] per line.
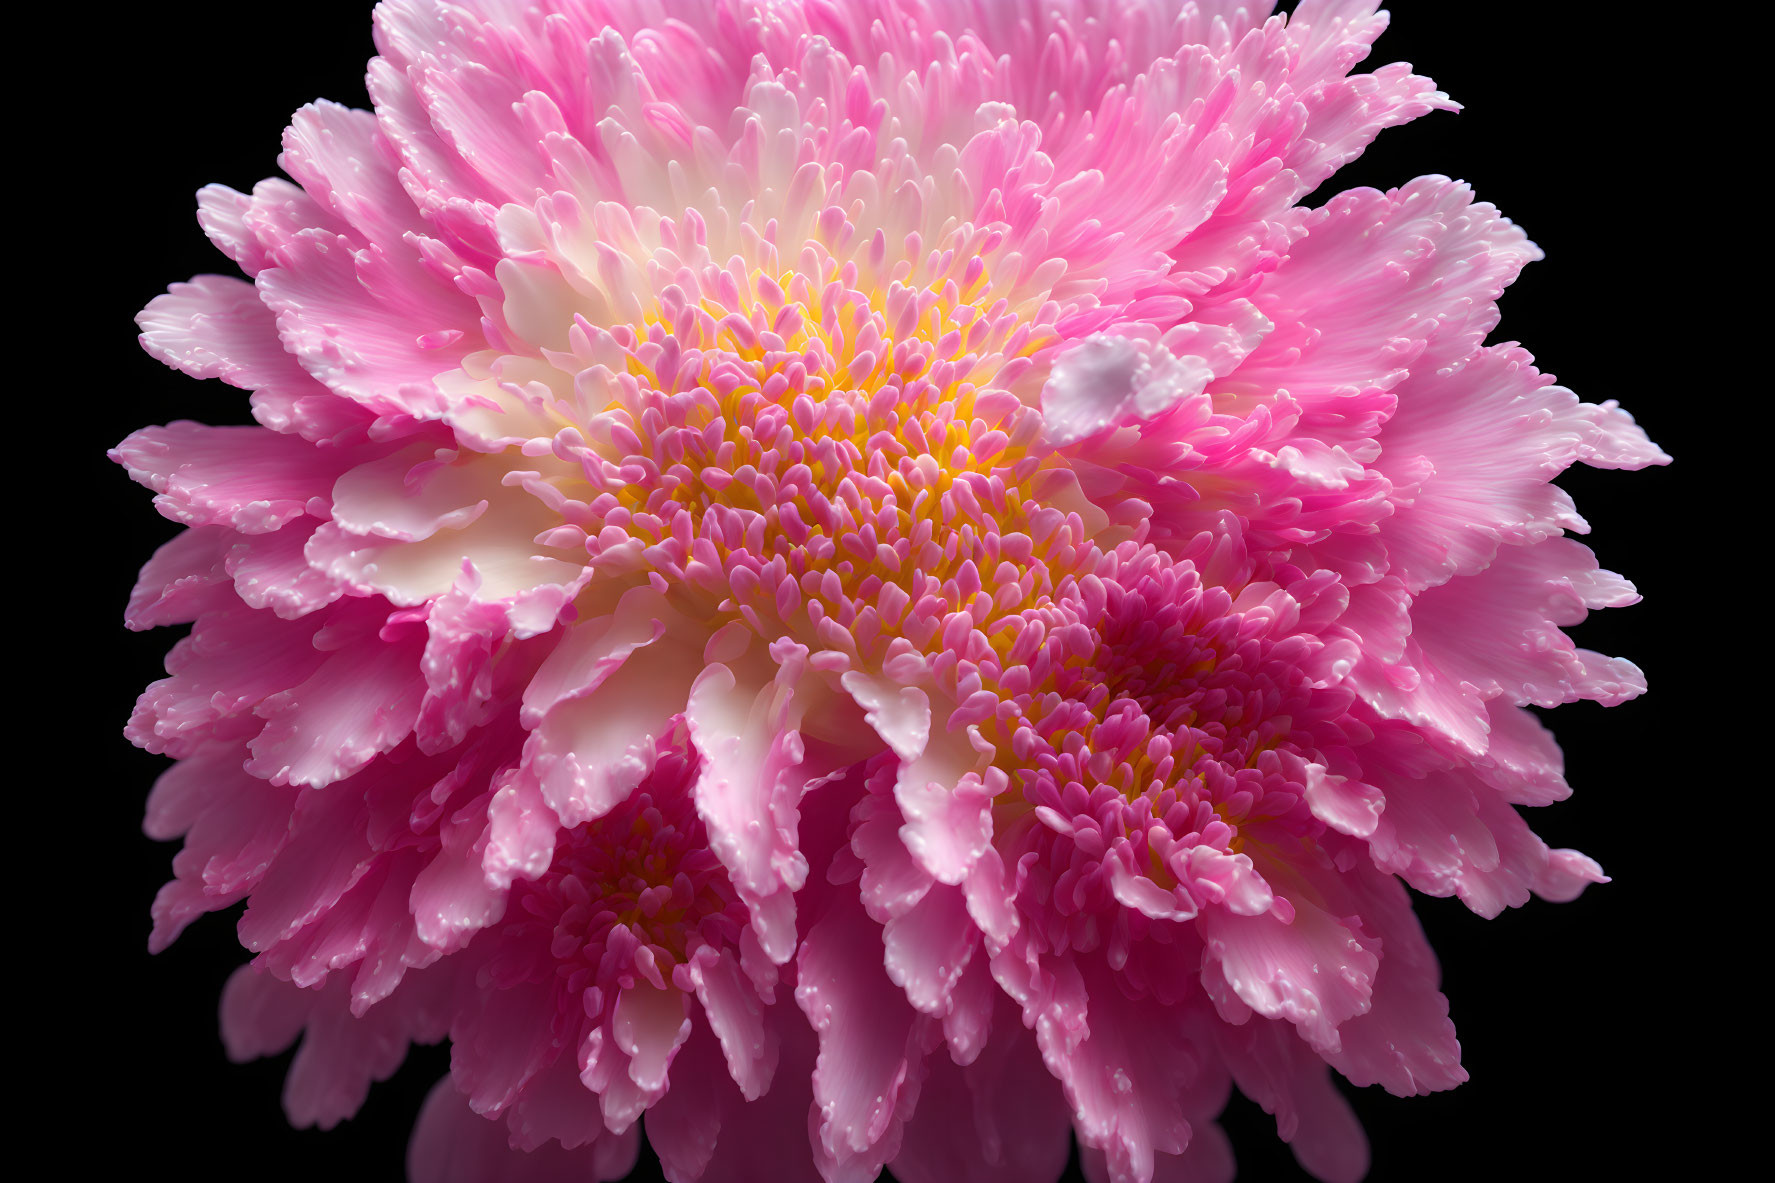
[119, 2, 1666, 1181]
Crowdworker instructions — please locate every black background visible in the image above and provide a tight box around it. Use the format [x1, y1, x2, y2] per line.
[44, 2, 1716, 1180]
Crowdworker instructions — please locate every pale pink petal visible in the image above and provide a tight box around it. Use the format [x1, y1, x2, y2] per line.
[611, 980, 693, 1102]
[482, 769, 560, 891]
[894, 729, 997, 886]
[306, 487, 584, 607]
[849, 760, 937, 922]
[1319, 860, 1466, 1096]
[282, 974, 429, 1129]
[884, 881, 981, 1017]
[839, 672, 930, 762]
[1472, 700, 1570, 805]
[244, 621, 425, 788]
[225, 520, 345, 620]
[1405, 537, 1648, 711]
[518, 636, 694, 834]
[129, 602, 354, 759]
[505, 1042, 607, 1152]
[1033, 953, 1205, 1183]
[1233, 177, 1539, 414]
[259, 229, 476, 416]
[646, 1002, 826, 1183]
[137, 275, 324, 396]
[1217, 1016, 1369, 1183]
[125, 526, 233, 631]
[219, 963, 312, 1064]
[643, 1020, 727, 1183]
[236, 782, 376, 958]
[410, 831, 506, 954]
[146, 744, 299, 952]
[796, 886, 939, 1181]
[1200, 875, 1378, 1054]
[196, 183, 273, 275]
[112, 420, 348, 534]
[408, 1078, 631, 1183]
[891, 1002, 1072, 1183]
[450, 977, 558, 1118]
[282, 100, 432, 249]
[687, 651, 813, 963]
[1377, 345, 1668, 592]
[681, 946, 778, 1102]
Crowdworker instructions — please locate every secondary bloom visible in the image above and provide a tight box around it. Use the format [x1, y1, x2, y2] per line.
[117, 2, 1666, 1181]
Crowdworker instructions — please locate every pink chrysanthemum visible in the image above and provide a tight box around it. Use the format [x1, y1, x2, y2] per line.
[115, 2, 1667, 1181]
